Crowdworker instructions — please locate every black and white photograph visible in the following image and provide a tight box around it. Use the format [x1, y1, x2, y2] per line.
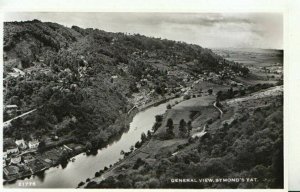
[1, 11, 284, 189]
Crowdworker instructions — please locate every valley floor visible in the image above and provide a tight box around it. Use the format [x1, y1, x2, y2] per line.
[82, 85, 283, 188]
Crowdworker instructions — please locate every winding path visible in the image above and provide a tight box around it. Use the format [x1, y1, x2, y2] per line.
[213, 101, 223, 118]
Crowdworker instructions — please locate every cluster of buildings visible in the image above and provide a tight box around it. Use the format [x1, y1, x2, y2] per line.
[261, 65, 283, 75]
[167, 68, 191, 81]
[3, 138, 45, 181]
[3, 138, 40, 166]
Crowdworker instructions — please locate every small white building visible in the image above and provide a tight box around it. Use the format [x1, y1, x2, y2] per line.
[13, 68, 25, 76]
[4, 105, 18, 116]
[4, 138, 19, 154]
[3, 152, 7, 160]
[28, 140, 39, 149]
[6, 147, 19, 155]
[5, 105, 18, 110]
[15, 139, 27, 150]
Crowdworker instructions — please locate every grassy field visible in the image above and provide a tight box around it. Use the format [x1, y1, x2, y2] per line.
[213, 48, 283, 87]
[83, 77, 283, 188]
[213, 48, 283, 67]
[79, 48, 284, 188]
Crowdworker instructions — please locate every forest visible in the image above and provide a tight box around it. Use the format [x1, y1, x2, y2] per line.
[4, 20, 250, 151]
[4, 20, 251, 158]
[86, 97, 283, 188]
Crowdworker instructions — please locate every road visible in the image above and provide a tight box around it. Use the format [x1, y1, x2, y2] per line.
[3, 109, 37, 128]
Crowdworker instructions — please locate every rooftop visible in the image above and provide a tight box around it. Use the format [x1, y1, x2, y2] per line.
[3, 165, 19, 175]
[4, 138, 17, 149]
[5, 105, 18, 109]
[29, 140, 39, 145]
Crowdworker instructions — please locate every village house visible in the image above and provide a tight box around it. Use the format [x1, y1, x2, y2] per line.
[5, 104, 18, 110]
[237, 83, 244, 87]
[28, 140, 40, 149]
[10, 155, 22, 165]
[38, 56, 45, 62]
[74, 145, 83, 153]
[15, 139, 27, 150]
[3, 165, 19, 178]
[4, 138, 19, 154]
[7, 68, 25, 78]
[27, 159, 46, 174]
[23, 154, 35, 164]
[5, 104, 18, 116]
[3, 152, 8, 160]
[136, 82, 142, 89]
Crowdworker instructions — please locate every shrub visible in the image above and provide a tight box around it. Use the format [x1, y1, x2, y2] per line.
[78, 181, 85, 187]
[133, 158, 145, 169]
[95, 172, 100, 177]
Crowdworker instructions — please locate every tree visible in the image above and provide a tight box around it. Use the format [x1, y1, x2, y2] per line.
[179, 119, 187, 137]
[141, 132, 147, 143]
[227, 87, 234, 99]
[270, 138, 283, 188]
[166, 118, 174, 138]
[147, 130, 152, 138]
[133, 158, 145, 169]
[187, 121, 192, 135]
[21, 56, 31, 68]
[38, 140, 46, 152]
[208, 88, 213, 95]
[155, 115, 163, 122]
[166, 118, 174, 128]
[216, 91, 223, 101]
[148, 178, 160, 188]
[240, 89, 246, 96]
[78, 181, 85, 187]
[135, 141, 141, 148]
[59, 149, 70, 165]
[11, 118, 23, 128]
[166, 104, 172, 109]
[130, 145, 134, 152]
[95, 171, 100, 177]
[155, 86, 164, 95]
[85, 141, 92, 151]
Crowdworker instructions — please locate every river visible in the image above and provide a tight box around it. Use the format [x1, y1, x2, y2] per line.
[5, 97, 182, 188]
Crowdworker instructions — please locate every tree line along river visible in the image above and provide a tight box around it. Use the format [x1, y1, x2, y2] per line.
[4, 97, 183, 188]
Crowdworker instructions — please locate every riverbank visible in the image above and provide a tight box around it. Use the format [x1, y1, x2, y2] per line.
[3, 94, 181, 188]
[3, 143, 86, 184]
[82, 85, 283, 189]
[81, 94, 221, 188]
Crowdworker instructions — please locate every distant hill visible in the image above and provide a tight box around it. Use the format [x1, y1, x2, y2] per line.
[4, 20, 248, 72]
[212, 48, 283, 67]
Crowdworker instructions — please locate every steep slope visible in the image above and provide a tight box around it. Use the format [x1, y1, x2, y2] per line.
[3, 20, 249, 153]
[86, 87, 283, 189]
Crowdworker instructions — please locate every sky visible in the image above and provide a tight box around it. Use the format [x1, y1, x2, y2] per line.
[4, 12, 283, 49]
